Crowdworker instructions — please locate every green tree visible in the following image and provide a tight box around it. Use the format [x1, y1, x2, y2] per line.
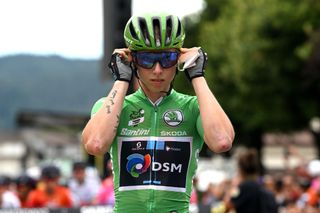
[178, 0, 320, 157]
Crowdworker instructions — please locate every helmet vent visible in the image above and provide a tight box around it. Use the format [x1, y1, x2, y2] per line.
[165, 16, 173, 46]
[153, 18, 161, 47]
[129, 22, 138, 40]
[138, 18, 151, 46]
[176, 19, 182, 37]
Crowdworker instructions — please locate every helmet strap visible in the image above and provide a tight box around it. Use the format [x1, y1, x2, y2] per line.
[160, 69, 178, 96]
[131, 63, 138, 79]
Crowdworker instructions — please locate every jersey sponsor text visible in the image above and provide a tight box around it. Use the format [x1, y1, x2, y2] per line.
[120, 128, 150, 136]
[152, 162, 182, 173]
[160, 130, 187, 136]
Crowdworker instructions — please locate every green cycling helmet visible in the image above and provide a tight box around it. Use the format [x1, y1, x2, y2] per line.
[124, 12, 185, 51]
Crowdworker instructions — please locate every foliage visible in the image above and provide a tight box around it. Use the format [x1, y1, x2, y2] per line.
[177, 0, 320, 138]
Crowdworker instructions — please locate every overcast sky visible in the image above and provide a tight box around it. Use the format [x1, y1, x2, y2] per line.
[0, 0, 204, 59]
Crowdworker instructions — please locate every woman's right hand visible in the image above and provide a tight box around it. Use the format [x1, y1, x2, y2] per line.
[108, 48, 134, 82]
[112, 48, 133, 63]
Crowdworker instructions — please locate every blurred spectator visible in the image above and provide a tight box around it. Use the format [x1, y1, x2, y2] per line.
[96, 159, 114, 206]
[190, 176, 198, 206]
[0, 175, 21, 209]
[26, 165, 72, 208]
[15, 175, 36, 208]
[196, 169, 227, 208]
[282, 174, 301, 206]
[263, 175, 276, 194]
[68, 161, 100, 207]
[305, 159, 320, 208]
[223, 148, 278, 213]
[296, 178, 311, 209]
[274, 176, 287, 209]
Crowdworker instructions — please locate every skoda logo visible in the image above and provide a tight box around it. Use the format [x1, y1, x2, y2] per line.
[163, 110, 183, 127]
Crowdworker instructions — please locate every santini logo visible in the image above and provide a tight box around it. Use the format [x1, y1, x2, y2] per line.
[120, 128, 150, 136]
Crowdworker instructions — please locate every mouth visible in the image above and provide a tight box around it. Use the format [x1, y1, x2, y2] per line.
[151, 79, 164, 82]
[150, 79, 164, 87]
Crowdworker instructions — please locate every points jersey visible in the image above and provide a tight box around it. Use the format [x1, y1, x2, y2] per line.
[91, 88, 204, 213]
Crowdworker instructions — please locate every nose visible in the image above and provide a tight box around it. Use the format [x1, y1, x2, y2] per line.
[152, 62, 163, 75]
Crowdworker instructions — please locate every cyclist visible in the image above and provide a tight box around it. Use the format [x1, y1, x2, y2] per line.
[82, 12, 235, 213]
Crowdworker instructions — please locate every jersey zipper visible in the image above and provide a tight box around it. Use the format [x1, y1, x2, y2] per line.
[152, 104, 158, 135]
[149, 104, 158, 213]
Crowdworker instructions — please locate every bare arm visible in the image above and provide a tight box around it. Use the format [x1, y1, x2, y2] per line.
[82, 48, 133, 155]
[181, 47, 234, 153]
[82, 81, 129, 155]
[192, 77, 235, 153]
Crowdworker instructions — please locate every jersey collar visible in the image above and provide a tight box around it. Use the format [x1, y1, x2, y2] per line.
[136, 88, 176, 106]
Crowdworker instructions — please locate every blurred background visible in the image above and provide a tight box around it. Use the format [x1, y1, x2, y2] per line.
[0, 0, 319, 212]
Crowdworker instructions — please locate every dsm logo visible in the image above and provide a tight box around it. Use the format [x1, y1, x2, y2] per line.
[163, 110, 183, 127]
[126, 153, 151, 178]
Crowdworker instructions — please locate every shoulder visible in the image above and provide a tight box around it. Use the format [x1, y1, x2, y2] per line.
[92, 97, 106, 109]
[240, 180, 260, 191]
[259, 187, 276, 202]
[56, 186, 72, 198]
[124, 90, 142, 102]
[172, 90, 196, 99]
[28, 189, 44, 197]
[123, 90, 147, 110]
[171, 90, 198, 104]
[57, 185, 71, 192]
[232, 180, 260, 199]
[90, 97, 106, 116]
[68, 179, 78, 188]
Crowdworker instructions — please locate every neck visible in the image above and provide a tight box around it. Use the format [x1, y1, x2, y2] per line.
[241, 173, 258, 181]
[144, 89, 164, 103]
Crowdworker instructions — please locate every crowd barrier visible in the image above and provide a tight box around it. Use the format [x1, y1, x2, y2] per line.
[0, 206, 114, 213]
[0, 204, 204, 213]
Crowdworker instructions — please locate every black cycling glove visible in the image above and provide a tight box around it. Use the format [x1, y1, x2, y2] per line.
[108, 53, 133, 82]
[185, 48, 208, 81]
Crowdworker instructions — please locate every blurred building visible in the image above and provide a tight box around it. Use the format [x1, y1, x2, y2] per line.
[0, 131, 25, 177]
[262, 130, 317, 172]
[0, 111, 88, 178]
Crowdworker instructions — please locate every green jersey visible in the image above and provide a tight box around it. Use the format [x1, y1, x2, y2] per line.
[91, 88, 204, 213]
